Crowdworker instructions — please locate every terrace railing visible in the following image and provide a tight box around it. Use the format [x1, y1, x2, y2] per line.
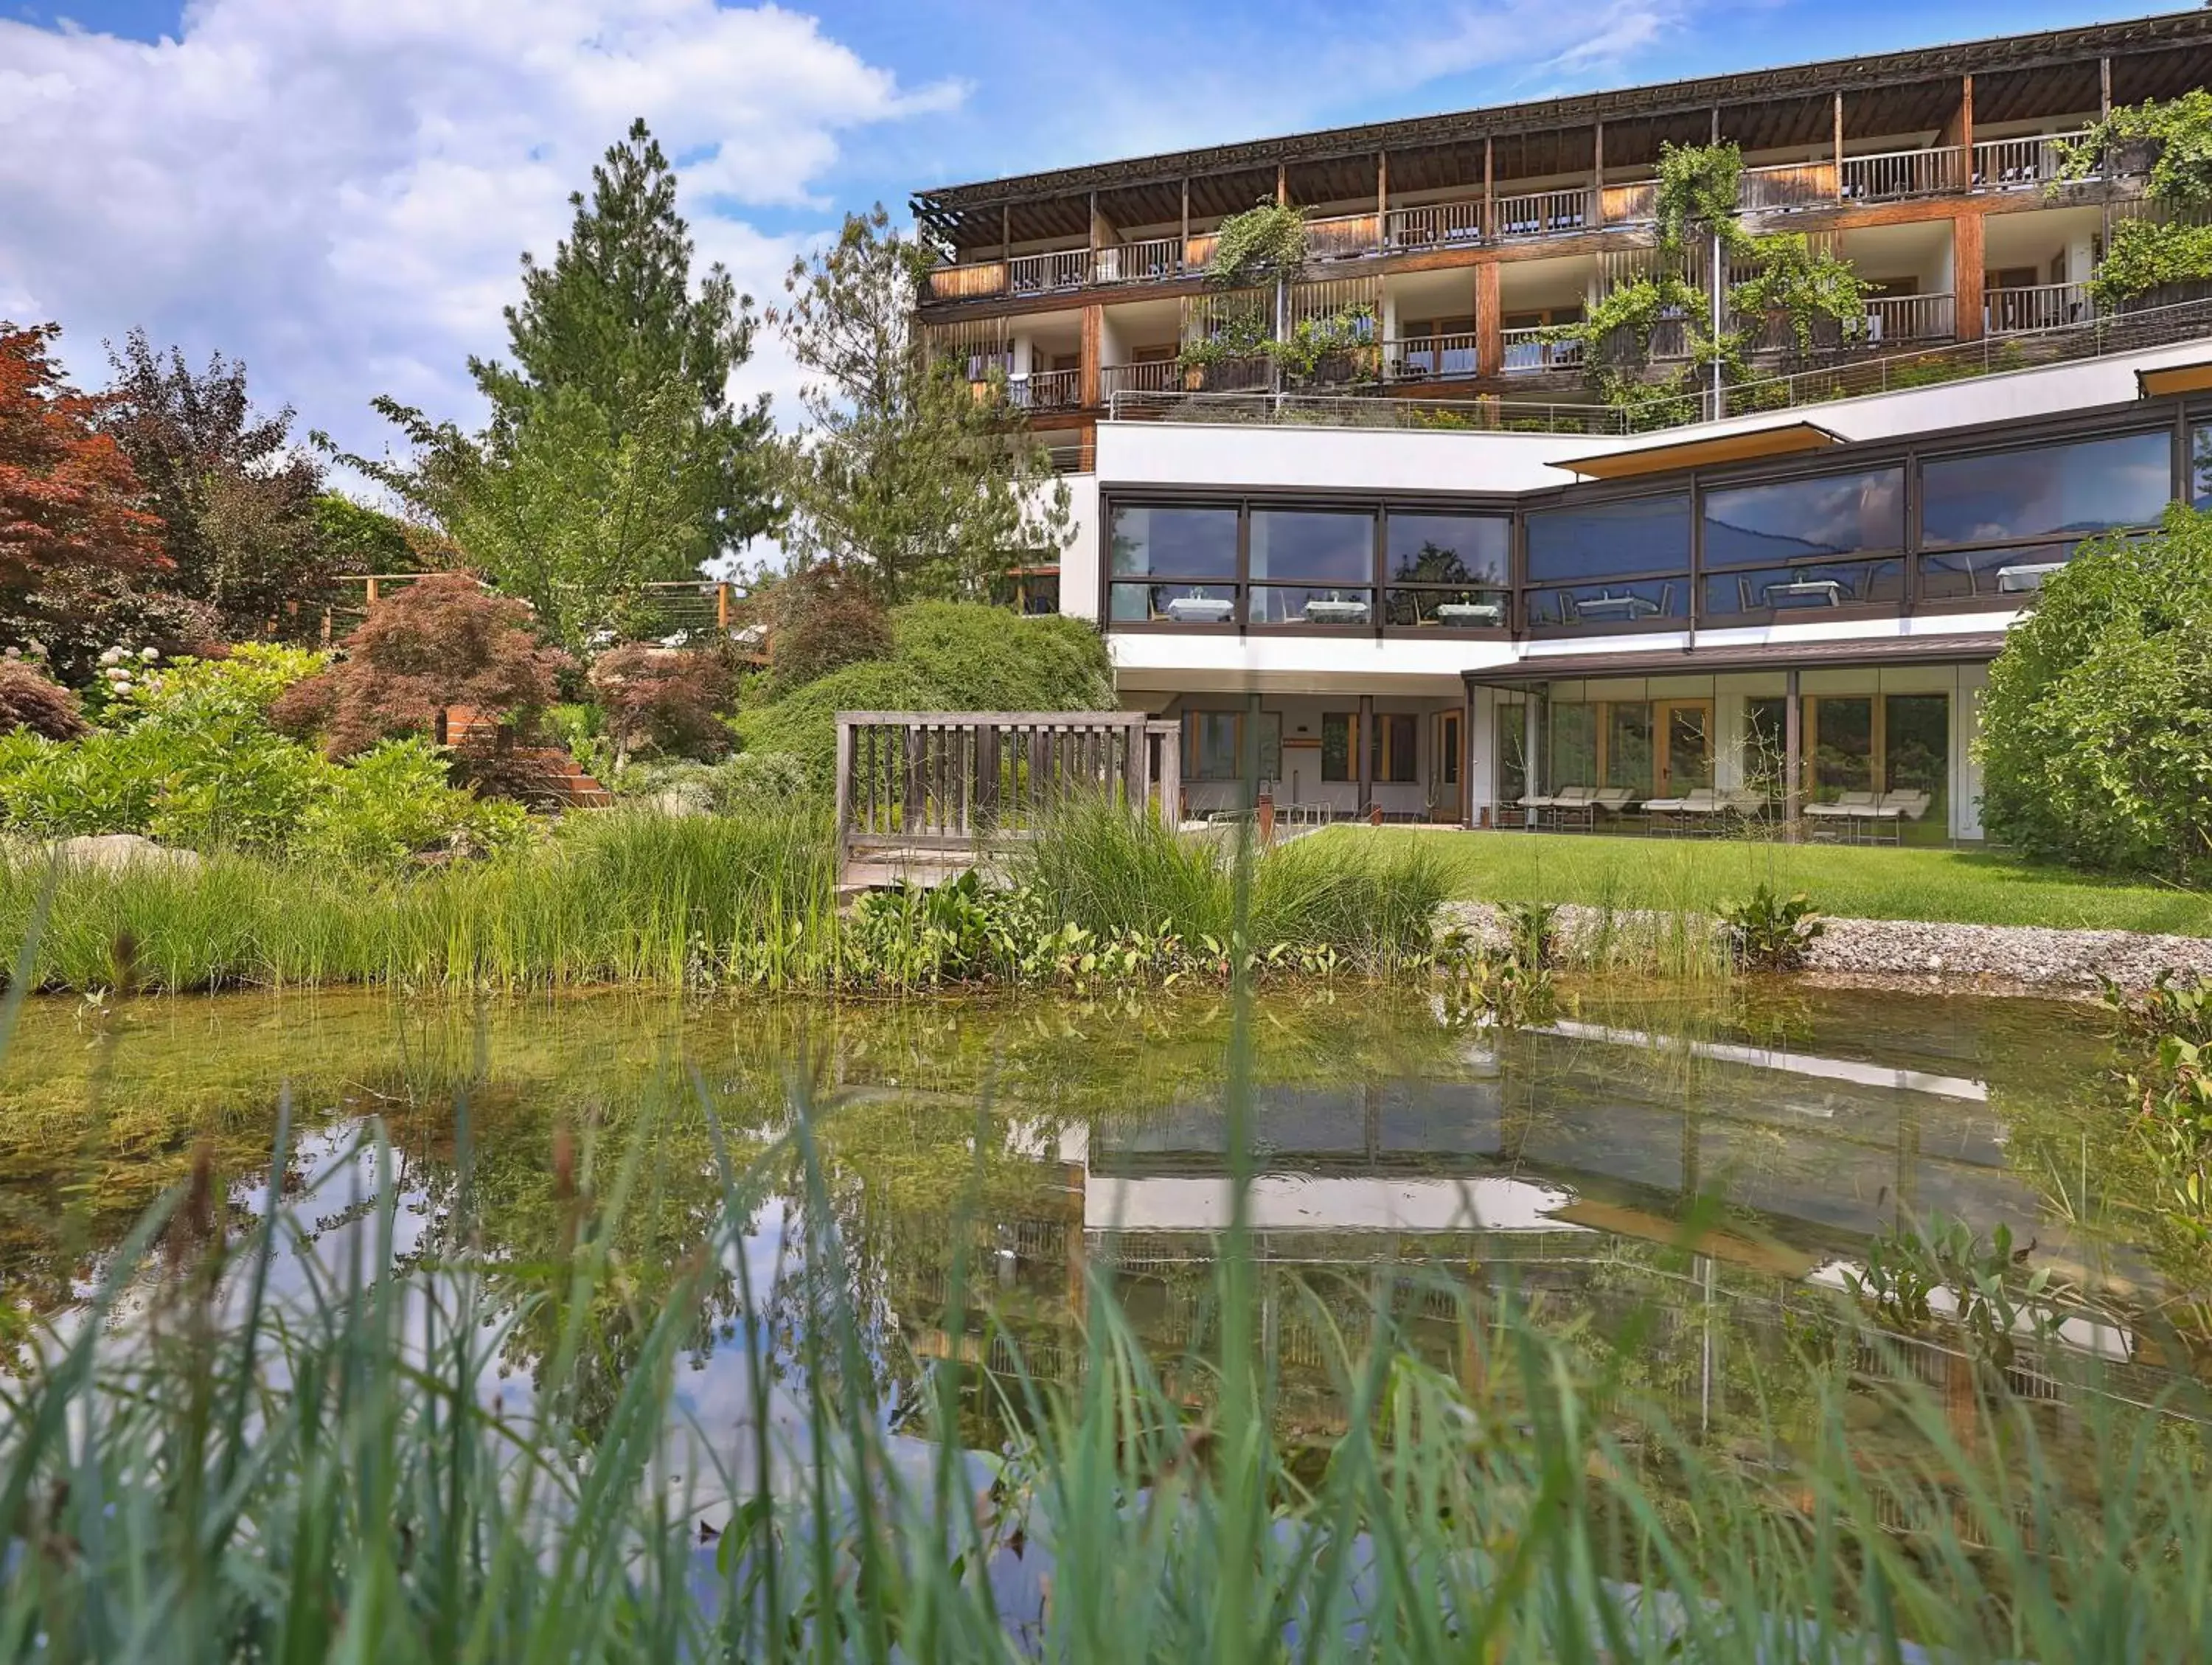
[1385, 333, 1481, 380]
[1739, 161, 1839, 214]
[1385, 198, 1486, 250]
[1008, 368, 1083, 410]
[1100, 360, 1188, 396]
[1008, 248, 1092, 296]
[1306, 211, 1382, 260]
[1500, 328, 1582, 373]
[1493, 187, 1593, 240]
[835, 712, 1183, 883]
[1987, 281, 2092, 333]
[1841, 145, 1966, 203]
[1105, 387, 1637, 434]
[1863, 292, 1955, 344]
[1092, 236, 1186, 285]
[1601, 180, 1659, 225]
[1972, 129, 2093, 192]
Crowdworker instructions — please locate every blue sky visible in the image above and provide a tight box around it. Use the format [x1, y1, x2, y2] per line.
[0, 0, 2155, 480]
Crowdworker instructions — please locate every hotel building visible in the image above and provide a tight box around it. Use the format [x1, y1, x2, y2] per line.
[911, 9, 2212, 841]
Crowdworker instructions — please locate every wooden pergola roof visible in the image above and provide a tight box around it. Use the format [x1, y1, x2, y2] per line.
[914, 9, 2212, 248]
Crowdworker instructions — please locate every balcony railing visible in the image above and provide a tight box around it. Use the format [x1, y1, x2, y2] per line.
[1384, 199, 1485, 250]
[1495, 187, 1593, 240]
[1739, 161, 1839, 214]
[1972, 129, 2093, 192]
[925, 261, 1006, 302]
[1009, 248, 1091, 296]
[1986, 281, 2092, 333]
[1500, 327, 1582, 373]
[1862, 292, 1955, 344]
[1385, 333, 1481, 380]
[1099, 360, 1187, 396]
[1092, 236, 1186, 285]
[1601, 180, 1658, 225]
[1007, 368, 1082, 410]
[1842, 145, 1966, 203]
[1306, 211, 1381, 260]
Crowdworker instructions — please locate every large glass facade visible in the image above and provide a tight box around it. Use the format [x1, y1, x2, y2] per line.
[1526, 494, 1691, 583]
[1248, 507, 1375, 626]
[1525, 577, 1687, 627]
[1919, 431, 2171, 548]
[1547, 704, 1599, 790]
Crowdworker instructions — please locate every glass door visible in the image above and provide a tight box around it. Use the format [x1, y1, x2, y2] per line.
[1654, 701, 1714, 797]
[1433, 709, 1464, 822]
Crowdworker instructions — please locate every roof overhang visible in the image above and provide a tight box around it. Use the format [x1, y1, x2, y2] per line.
[1551, 421, 1840, 481]
[2138, 358, 2212, 397]
[1465, 632, 2008, 688]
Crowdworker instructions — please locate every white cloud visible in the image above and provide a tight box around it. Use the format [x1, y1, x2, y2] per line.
[0, 0, 959, 479]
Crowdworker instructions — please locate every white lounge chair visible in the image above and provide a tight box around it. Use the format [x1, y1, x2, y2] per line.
[1860, 788, 1934, 844]
[1644, 788, 1720, 835]
[1522, 784, 1596, 830]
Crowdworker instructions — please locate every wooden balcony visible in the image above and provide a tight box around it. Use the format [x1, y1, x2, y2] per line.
[1841, 145, 1966, 203]
[1007, 368, 1083, 411]
[1972, 129, 2094, 192]
[1863, 292, 1955, 344]
[1986, 281, 2092, 333]
[1739, 161, 1839, 215]
[1385, 333, 1481, 380]
[1500, 328, 1582, 374]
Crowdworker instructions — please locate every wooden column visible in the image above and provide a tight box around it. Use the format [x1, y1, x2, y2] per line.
[1833, 93, 1846, 201]
[1937, 75, 1974, 187]
[1276, 164, 1288, 206]
[1357, 693, 1374, 814]
[1953, 209, 1985, 341]
[1080, 303, 1103, 407]
[1180, 178, 1192, 271]
[1593, 120, 1606, 227]
[1483, 137, 1495, 240]
[1783, 670, 1802, 841]
[2101, 56, 2112, 119]
[1001, 205, 1011, 262]
[1475, 262, 1503, 377]
[1377, 150, 1389, 243]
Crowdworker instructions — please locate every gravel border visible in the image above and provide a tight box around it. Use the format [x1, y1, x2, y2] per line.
[1436, 900, 2212, 992]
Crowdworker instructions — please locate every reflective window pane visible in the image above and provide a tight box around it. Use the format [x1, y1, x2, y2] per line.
[1108, 505, 1239, 579]
[1109, 580, 1239, 623]
[1547, 704, 1597, 790]
[1249, 508, 1373, 583]
[1916, 542, 2073, 602]
[1919, 431, 2171, 547]
[1811, 697, 1874, 798]
[1526, 577, 1686, 628]
[2194, 423, 2212, 510]
[1525, 494, 1690, 582]
[1248, 584, 1374, 626]
[1385, 513, 1510, 585]
[1701, 468, 1904, 568]
[1700, 559, 1904, 618]
[1605, 703, 1653, 793]
[1385, 587, 1509, 628]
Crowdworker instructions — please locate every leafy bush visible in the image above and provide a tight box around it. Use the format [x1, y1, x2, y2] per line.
[710, 748, 810, 808]
[1721, 883, 1826, 970]
[274, 572, 571, 759]
[759, 566, 893, 694]
[735, 602, 1113, 788]
[0, 658, 86, 740]
[586, 642, 734, 764]
[1978, 507, 2212, 881]
[295, 738, 529, 868]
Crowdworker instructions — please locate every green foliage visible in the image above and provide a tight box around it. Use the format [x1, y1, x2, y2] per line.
[774, 206, 1070, 602]
[1728, 232, 1869, 355]
[737, 602, 1113, 788]
[313, 492, 426, 574]
[2086, 215, 2212, 306]
[1655, 139, 1748, 254]
[1203, 201, 1309, 286]
[2104, 973, 2212, 1246]
[467, 116, 779, 566]
[0, 658, 86, 740]
[2057, 88, 2212, 208]
[293, 737, 530, 869]
[1978, 506, 2212, 882]
[1846, 1217, 2057, 1368]
[1721, 883, 1826, 969]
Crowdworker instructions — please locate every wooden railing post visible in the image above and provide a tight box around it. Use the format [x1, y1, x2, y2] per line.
[833, 717, 855, 867]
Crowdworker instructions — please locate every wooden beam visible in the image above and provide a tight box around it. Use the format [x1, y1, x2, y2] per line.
[1276, 163, 1288, 206]
[1833, 92, 1846, 201]
[1079, 303, 1102, 407]
[1593, 119, 1605, 227]
[1952, 209, 1984, 341]
[1483, 137, 1494, 240]
[1475, 262, 1503, 377]
[1377, 149, 1388, 236]
[2101, 55, 2112, 119]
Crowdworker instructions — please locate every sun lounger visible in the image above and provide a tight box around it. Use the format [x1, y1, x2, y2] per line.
[1551, 785, 1637, 831]
[1855, 788, 1935, 844]
[1643, 788, 1720, 835]
[1520, 784, 1595, 830]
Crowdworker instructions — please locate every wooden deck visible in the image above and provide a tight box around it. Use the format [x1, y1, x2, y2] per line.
[834, 712, 1181, 894]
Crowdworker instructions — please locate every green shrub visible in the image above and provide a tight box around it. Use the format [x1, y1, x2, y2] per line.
[1978, 507, 2212, 880]
[295, 738, 530, 868]
[1721, 883, 1826, 969]
[734, 659, 935, 786]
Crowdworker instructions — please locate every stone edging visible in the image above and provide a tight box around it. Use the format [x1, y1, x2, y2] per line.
[1436, 901, 2212, 992]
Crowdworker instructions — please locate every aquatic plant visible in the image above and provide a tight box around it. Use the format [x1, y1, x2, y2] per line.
[1719, 883, 1826, 970]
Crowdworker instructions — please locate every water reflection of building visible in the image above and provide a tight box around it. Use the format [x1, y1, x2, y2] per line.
[880, 1019, 2171, 1461]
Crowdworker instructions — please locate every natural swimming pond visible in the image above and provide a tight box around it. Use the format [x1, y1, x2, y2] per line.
[0, 980, 2179, 1454]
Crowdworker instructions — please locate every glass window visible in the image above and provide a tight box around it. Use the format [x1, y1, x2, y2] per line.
[1525, 494, 1690, 582]
[1321, 713, 1352, 782]
[1916, 542, 2077, 602]
[1109, 504, 1239, 578]
[1373, 713, 1417, 784]
[1700, 559, 1905, 619]
[1249, 509, 1373, 583]
[1385, 514, 1509, 585]
[1547, 703, 1598, 789]
[1604, 703, 1653, 793]
[1810, 697, 1873, 799]
[1919, 431, 2171, 548]
[1526, 578, 1686, 628]
[1497, 705, 1528, 807]
[1884, 695, 1947, 794]
[1700, 468, 1904, 567]
[1110, 580, 1240, 624]
[1183, 712, 1280, 782]
[2194, 424, 2212, 510]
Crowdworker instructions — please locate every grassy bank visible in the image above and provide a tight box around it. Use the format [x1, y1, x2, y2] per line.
[7, 1068, 2211, 1660]
[1342, 827, 2212, 936]
[0, 804, 1447, 994]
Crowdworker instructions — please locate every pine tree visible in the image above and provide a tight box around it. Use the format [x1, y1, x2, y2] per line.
[469, 118, 779, 566]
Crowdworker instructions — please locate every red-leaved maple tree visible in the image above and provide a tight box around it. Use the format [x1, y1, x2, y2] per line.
[1, 322, 167, 618]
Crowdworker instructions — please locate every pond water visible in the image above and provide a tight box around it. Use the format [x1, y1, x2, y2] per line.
[0, 981, 2180, 1470]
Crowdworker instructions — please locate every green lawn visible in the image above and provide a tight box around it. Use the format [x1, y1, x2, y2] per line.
[1329, 827, 2212, 936]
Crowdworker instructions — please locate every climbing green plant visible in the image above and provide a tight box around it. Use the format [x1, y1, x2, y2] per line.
[1728, 232, 1870, 358]
[1655, 139, 1752, 257]
[2058, 92, 2212, 304]
[1203, 202, 1309, 287]
[1268, 305, 1379, 383]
